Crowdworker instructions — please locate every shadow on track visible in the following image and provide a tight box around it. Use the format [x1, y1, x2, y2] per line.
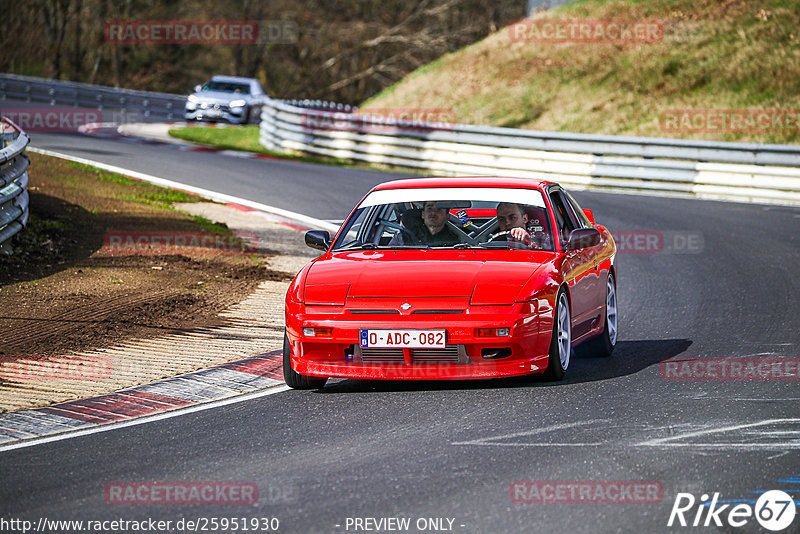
[315, 338, 692, 394]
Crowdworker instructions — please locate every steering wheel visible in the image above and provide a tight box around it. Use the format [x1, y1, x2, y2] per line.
[487, 230, 532, 249]
[487, 230, 513, 242]
[380, 219, 417, 240]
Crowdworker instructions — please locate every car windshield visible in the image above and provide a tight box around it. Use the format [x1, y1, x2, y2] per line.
[201, 81, 251, 94]
[332, 187, 555, 252]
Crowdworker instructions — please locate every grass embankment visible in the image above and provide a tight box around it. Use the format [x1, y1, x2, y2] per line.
[168, 125, 269, 154]
[0, 153, 280, 360]
[167, 124, 358, 167]
[362, 0, 800, 144]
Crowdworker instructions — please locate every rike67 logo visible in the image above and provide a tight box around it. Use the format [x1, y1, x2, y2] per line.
[668, 490, 796, 531]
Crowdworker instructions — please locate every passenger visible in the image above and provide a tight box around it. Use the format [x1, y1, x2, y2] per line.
[390, 201, 460, 246]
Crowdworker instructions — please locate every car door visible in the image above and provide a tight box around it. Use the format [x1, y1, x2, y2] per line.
[548, 188, 596, 340]
[563, 190, 605, 326]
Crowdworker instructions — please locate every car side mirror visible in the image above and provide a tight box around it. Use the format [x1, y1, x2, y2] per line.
[194, 84, 202, 92]
[583, 209, 595, 224]
[567, 228, 601, 250]
[305, 230, 331, 251]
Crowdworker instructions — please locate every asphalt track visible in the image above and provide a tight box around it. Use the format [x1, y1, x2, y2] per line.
[1, 131, 799, 533]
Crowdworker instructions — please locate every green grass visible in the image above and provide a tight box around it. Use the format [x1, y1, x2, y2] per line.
[168, 125, 266, 153]
[361, 0, 800, 144]
[167, 125, 345, 165]
[68, 161, 200, 209]
[67, 160, 241, 236]
[167, 125, 415, 173]
[191, 215, 229, 234]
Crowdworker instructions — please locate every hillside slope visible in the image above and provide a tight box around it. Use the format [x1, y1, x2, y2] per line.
[361, 0, 800, 143]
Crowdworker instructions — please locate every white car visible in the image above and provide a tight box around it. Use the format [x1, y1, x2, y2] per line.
[184, 75, 266, 124]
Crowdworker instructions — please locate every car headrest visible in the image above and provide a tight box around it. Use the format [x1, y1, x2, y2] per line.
[525, 206, 550, 231]
[401, 208, 424, 232]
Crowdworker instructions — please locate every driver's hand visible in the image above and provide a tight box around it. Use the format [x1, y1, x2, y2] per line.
[509, 227, 530, 242]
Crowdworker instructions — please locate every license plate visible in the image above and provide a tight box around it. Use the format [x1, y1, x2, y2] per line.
[206, 109, 222, 117]
[360, 329, 446, 348]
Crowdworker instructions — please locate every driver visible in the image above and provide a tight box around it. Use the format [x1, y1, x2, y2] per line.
[390, 201, 459, 246]
[496, 202, 531, 245]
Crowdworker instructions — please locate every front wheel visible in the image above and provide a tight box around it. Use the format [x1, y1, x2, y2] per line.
[283, 332, 327, 389]
[544, 290, 571, 380]
[585, 273, 617, 358]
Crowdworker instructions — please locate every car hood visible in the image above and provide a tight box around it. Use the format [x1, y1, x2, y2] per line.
[304, 250, 550, 305]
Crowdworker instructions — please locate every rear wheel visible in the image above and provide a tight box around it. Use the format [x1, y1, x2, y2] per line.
[544, 290, 571, 380]
[283, 332, 327, 389]
[585, 273, 617, 357]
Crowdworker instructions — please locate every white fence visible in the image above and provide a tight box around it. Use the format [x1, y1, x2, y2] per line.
[259, 99, 800, 206]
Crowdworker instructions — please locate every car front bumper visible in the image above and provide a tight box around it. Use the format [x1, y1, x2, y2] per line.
[285, 299, 554, 380]
[184, 104, 248, 124]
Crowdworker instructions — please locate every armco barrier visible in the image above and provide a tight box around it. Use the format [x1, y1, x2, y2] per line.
[259, 99, 800, 206]
[0, 73, 185, 122]
[0, 117, 30, 253]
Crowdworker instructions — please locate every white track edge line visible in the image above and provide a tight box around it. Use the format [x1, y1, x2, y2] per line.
[0, 384, 291, 453]
[27, 146, 340, 233]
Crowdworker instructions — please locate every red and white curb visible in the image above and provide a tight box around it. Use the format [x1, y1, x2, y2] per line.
[0, 351, 285, 450]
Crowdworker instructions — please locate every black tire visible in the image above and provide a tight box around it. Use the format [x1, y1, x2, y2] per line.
[544, 289, 571, 380]
[283, 332, 327, 389]
[584, 272, 617, 358]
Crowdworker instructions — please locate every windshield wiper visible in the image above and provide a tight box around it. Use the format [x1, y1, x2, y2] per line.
[338, 243, 431, 251]
[452, 243, 493, 249]
[337, 243, 376, 251]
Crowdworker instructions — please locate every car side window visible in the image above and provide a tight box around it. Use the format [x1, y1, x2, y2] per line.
[563, 191, 592, 229]
[549, 190, 578, 249]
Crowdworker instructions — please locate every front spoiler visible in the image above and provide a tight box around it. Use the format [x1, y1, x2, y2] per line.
[295, 356, 550, 380]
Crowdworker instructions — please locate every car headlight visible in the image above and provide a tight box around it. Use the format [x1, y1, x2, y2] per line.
[229, 99, 246, 108]
[187, 94, 199, 103]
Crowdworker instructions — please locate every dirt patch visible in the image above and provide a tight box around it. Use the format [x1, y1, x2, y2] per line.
[0, 152, 290, 363]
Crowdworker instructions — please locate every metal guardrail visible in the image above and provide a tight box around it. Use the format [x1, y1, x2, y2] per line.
[0, 73, 185, 122]
[0, 117, 30, 254]
[259, 99, 800, 206]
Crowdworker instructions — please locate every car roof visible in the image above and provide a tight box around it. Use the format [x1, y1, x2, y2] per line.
[372, 176, 553, 192]
[209, 75, 260, 84]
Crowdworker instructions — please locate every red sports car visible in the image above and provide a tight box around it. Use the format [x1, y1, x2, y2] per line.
[284, 177, 617, 389]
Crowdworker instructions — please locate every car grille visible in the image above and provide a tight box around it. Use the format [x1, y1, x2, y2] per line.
[353, 345, 468, 364]
[358, 347, 404, 363]
[413, 346, 461, 363]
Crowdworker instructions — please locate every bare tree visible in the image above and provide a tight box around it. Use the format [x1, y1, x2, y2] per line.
[40, 0, 72, 79]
